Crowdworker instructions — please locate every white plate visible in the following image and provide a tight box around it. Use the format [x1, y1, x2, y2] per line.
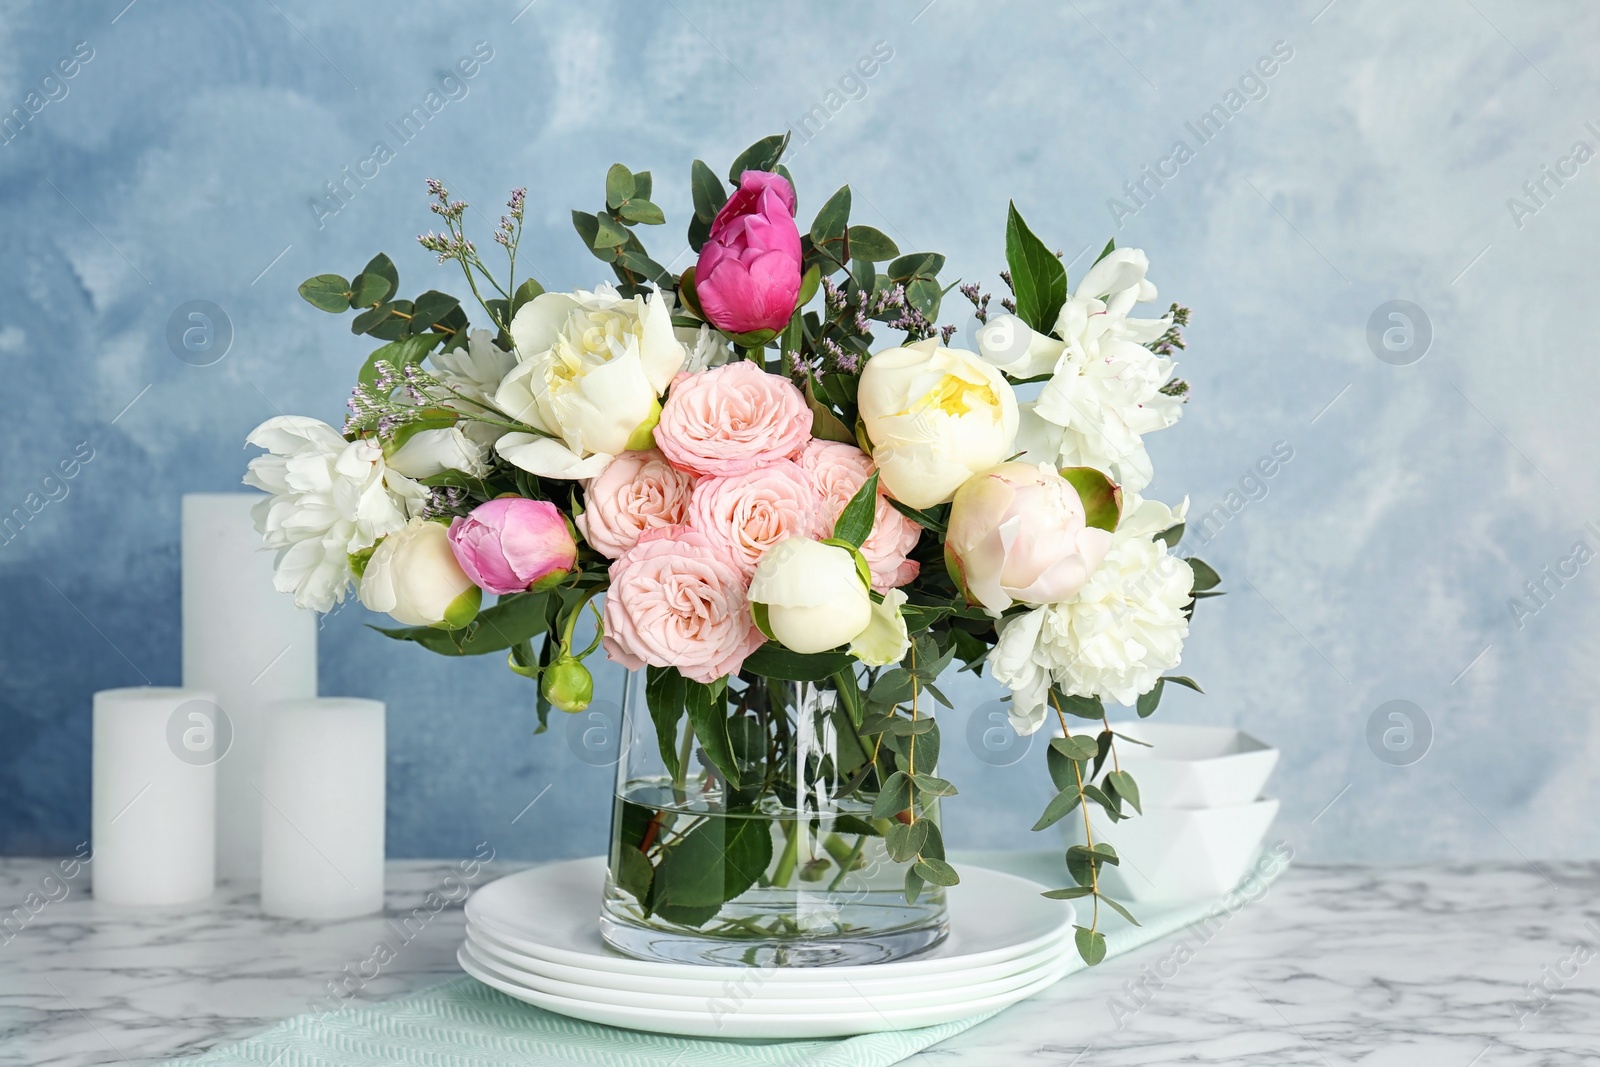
[465, 857, 1072, 983]
[457, 942, 1071, 1039]
[463, 930, 1070, 1012]
[465, 918, 1071, 999]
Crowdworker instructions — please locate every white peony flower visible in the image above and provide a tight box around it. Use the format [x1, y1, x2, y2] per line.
[1013, 249, 1182, 493]
[493, 285, 687, 480]
[678, 322, 732, 373]
[384, 426, 490, 480]
[850, 588, 911, 667]
[358, 518, 480, 628]
[431, 329, 517, 449]
[988, 515, 1193, 734]
[748, 537, 873, 655]
[243, 416, 428, 612]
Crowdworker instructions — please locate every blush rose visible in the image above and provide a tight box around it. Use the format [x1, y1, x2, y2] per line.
[688, 459, 819, 578]
[800, 440, 922, 591]
[653, 361, 812, 477]
[576, 448, 697, 559]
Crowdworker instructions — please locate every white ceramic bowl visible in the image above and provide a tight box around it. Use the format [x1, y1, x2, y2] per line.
[1107, 723, 1278, 809]
[1072, 797, 1280, 904]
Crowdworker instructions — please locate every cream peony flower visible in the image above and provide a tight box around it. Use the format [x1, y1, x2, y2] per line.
[243, 416, 428, 612]
[988, 508, 1193, 734]
[748, 538, 873, 655]
[358, 518, 480, 628]
[850, 588, 911, 667]
[385, 426, 490, 479]
[493, 285, 687, 479]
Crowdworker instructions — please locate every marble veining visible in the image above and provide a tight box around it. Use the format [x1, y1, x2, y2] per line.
[2, 858, 1599, 1065]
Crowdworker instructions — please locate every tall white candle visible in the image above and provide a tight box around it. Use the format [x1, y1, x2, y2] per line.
[92, 687, 217, 906]
[259, 698, 386, 919]
[182, 493, 317, 880]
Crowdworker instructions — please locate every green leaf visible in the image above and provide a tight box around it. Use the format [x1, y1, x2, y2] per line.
[904, 865, 925, 904]
[905, 277, 942, 320]
[1106, 770, 1142, 814]
[1157, 522, 1184, 548]
[722, 326, 780, 347]
[809, 185, 851, 269]
[1060, 467, 1122, 532]
[1082, 782, 1120, 818]
[645, 667, 687, 780]
[884, 819, 929, 863]
[685, 679, 739, 788]
[618, 199, 665, 225]
[1092, 237, 1116, 266]
[1075, 926, 1108, 965]
[364, 299, 414, 340]
[1137, 679, 1164, 718]
[1187, 558, 1222, 592]
[409, 290, 461, 333]
[299, 273, 352, 313]
[605, 163, 635, 209]
[1100, 895, 1141, 927]
[572, 211, 613, 262]
[1031, 788, 1082, 831]
[741, 644, 854, 681]
[846, 225, 898, 262]
[870, 771, 911, 819]
[618, 250, 673, 287]
[650, 812, 773, 925]
[615, 845, 653, 904]
[913, 857, 960, 887]
[362, 253, 400, 294]
[592, 213, 630, 250]
[348, 271, 394, 308]
[1055, 691, 1106, 720]
[726, 132, 790, 184]
[1042, 885, 1095, 900]
[690, 159, 727, 224]
[1005, 201, 1068, 333]
[886, 499, 948, 535]
[358, 332, 439, 388]
[1164, 675, 1204, 693]
[1051, 734, 1099, 761]
[832, 472, 879, 548]
[370, 590, 549, 657]
[911, 773, 956, 798]
[1046, 744, 1078, 793]
[797, 263, 822, 308]
[886, 252, 944, 282]
[511, 277, 545, 317]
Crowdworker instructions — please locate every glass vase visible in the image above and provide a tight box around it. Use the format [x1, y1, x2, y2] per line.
[599, 668, 950, 967]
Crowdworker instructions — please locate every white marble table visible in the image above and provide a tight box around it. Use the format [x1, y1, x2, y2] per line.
[3, 855, 1599, 1065]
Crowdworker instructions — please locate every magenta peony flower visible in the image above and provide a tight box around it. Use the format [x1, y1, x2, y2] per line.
[694, 170, 803, 335]
[447, 498, 577, 595]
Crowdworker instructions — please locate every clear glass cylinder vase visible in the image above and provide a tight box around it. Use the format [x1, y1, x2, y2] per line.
[600, 669, 950, 967]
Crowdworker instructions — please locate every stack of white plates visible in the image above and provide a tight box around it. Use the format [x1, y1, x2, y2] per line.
[459, 856, 1075, 1039]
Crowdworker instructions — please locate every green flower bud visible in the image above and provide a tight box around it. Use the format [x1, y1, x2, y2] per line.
[541, 656, 593, 714]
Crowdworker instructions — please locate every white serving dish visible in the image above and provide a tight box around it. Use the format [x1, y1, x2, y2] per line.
[1074, 797, 1280, 904]
[1106, 723, 1278, 809]
[465, 857, 1073, 982]
[466, 918, 1071, 999]
[457, 942, 1072, 1039]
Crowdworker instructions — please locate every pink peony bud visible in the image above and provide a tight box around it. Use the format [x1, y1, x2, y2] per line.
[694, 170, 803, 336]
[945, 462, 1114, 617]
[447, 498, 577, 596]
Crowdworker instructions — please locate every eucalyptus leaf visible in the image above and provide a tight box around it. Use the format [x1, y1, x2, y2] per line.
[298, 273, 353, 313]
[726, 132, 790, 184]
[605, 163, 635, 209]
[870, 771, 911, 819]
[1075, 926, 1108, 965]
[1187, 558, 1222, 591]
[1031, 788, 1082, 832]
[846, 226, 898, 262]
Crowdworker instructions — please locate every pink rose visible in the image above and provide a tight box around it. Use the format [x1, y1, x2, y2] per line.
[601, 527, 765, 684]
[576, 449, 697, 559]
[801, 440, 922, 591]
[447, 498, 577, 596]
[689, 459, 819, 578]
[694, 171, 803, 336]
[653, 361, 812, 477]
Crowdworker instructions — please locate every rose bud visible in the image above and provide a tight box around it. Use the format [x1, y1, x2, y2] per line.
[944, 462, 1113, 616]
[359, 518, 482, 629]
[448, 498, 578, 596]
[693, 170, 803, 336]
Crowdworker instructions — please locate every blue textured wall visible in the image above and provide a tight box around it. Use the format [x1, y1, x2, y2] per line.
[2, 0, 1595, 865]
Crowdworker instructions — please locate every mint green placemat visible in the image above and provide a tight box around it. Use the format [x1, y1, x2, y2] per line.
[165, 849, 1286, 1066]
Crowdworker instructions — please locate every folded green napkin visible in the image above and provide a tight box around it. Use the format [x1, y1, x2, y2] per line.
[166, 848, 1285, 1066]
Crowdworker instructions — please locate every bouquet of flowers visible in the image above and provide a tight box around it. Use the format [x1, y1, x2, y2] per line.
[244, 133, 1220, 964]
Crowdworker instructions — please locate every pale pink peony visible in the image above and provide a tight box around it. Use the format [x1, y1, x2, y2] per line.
[689, 459, 819, 578]
[601, 526, 765, 684]
[653, 361, 812, 477]
[800, 440, 922, 591]
[576, 449, 697, 559]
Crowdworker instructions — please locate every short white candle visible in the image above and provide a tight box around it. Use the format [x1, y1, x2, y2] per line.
[182, 493, 318, 880]
[259, 698, 385, 919]
[91, 687, 218, 906]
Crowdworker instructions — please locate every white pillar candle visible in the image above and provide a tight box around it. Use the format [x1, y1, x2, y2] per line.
[92, 687, 217, 906]
[259, 698, 386, 919]
[182, 493, 317, 880]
